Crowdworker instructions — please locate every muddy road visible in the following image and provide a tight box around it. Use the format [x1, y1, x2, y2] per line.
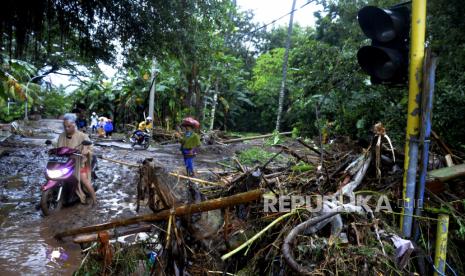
[0, 127, 247, 275]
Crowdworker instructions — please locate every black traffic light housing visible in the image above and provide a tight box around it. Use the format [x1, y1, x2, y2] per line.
[357, 5, 410, 84]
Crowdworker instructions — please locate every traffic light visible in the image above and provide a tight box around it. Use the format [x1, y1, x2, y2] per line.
[357, 5, 410, 84]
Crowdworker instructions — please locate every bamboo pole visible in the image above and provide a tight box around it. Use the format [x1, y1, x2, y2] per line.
[168, 172, 223, 186]
[99, 156, 140, 168]
[221, 211, 296, 261]
[414, 49, 437, 241]
[221, 132, 292, 144]
[55, 189, 263, 239]
[433, 214, 449, 276]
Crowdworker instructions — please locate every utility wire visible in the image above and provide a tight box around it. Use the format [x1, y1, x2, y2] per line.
[239, 0, 317, 40]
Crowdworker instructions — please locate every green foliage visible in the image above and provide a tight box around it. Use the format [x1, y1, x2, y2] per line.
[264, 131, 283, 146]
[1, 0, 464, 153]
[291, 161, 314, 172]
[246, 48, 285, 131]
[39, 87, 72, 118]
[291, 127, 300, 138]
[238, 147, 285, 166]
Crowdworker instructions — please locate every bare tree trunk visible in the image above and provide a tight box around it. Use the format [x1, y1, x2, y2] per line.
[209, 79, 219, 131]
[201, 81, 211, 125]
[148, 58, 157, 120]
[195, 77, 202, 120]
[275, 0, 297, 132]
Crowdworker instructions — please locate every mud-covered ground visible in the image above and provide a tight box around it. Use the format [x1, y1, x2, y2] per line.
[0, 122, 265, 275]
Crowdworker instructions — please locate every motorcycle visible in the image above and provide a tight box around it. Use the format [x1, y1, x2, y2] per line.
[40, 140, 98, 216]
[129, 130, 151, 149]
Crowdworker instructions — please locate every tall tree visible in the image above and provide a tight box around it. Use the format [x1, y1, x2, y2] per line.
[275, 0, 297, 131]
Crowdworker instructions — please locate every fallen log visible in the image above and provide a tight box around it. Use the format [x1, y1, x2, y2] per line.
[221, 132, 292, 144]
[55, 189, 263, 239]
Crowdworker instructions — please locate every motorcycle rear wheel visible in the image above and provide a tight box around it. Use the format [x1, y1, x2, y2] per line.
[143, 140, 150, 149]
[40, 188, 63, 216]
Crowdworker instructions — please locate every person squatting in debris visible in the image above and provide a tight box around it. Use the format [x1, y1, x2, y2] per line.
[57, 113, 97, 206]
[179, 117, 201, 176]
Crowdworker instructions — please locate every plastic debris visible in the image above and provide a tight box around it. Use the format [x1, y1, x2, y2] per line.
[390, 235, 414, 268]
[46, 247, 68, 265]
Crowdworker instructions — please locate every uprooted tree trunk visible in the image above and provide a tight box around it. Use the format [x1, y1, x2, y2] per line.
[138, 158, 181, 212]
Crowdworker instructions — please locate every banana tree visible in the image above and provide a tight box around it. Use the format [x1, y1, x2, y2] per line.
[0, 55, 41, 120]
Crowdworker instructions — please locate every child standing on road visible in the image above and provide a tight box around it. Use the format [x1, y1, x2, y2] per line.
[180, 117, 201, 176]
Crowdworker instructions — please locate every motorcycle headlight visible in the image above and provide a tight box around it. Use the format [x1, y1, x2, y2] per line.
[46, 167, 71, 179]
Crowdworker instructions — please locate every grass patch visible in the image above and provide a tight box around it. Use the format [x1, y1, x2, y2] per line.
[291, 161, 314, 172]
[238, 147, 286, 166]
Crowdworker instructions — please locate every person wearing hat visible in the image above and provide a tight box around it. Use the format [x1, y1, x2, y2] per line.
[180, 117, 201, 176]
[90, 112, 98, 134]
[138, 116, 153, 132]
[133, 116, 153, 141]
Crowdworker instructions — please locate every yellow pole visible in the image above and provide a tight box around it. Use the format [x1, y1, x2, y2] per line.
[433, 214, 449, 276]
[401, 0, 427, 237]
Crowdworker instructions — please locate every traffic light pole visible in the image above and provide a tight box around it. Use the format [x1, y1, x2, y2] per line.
[401, 0, 427, 238]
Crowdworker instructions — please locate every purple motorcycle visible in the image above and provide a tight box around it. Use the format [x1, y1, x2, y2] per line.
[40, 140, 97, 216]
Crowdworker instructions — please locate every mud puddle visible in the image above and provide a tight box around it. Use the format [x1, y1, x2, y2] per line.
[0, 129, 265, 275]
[0, 137, 142, 275]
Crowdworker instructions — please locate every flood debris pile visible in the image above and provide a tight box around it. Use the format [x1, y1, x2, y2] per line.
[56, 125, 465, 275]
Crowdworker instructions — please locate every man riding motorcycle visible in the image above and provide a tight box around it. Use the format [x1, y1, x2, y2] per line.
[138, 116, 153, 132]
[56, 113, 97, 205]
[129, 116, 153, 149]
[133, 116, 153, 140]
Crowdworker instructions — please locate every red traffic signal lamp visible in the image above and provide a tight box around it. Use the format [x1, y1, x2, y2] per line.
[357, 6, 410, 84]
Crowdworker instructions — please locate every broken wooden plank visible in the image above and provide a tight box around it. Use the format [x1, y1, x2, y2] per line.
[55, 189, 263, 239]
[427, 163, 465, 182]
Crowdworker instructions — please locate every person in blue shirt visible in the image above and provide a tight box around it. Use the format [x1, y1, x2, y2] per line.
[104, 119, 114, 138]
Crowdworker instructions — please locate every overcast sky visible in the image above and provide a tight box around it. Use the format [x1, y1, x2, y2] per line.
[236, 0, 322, 28]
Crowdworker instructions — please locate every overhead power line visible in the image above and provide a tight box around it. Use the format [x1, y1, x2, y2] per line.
[240, 0, 317, 40]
